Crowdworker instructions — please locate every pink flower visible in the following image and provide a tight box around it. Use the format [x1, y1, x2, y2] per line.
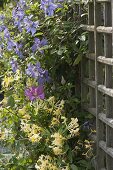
[25, 86, 44, 101]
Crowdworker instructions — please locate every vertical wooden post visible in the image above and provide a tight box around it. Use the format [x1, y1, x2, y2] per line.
[94, 1, 105, 169]
[104, 2, 113, 170]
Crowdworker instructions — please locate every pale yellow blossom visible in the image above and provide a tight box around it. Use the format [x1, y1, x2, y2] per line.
[52, 147, 63, 155]
[35, 155, 59, 170]
[14, 69, 21, 80]
[51, 117, 60, 126]
[0, 132, 5, 140]
[18, 106, 26, 115]
[53, 108, 62, 116]
[20, 121, 42, 143]
[22, 114, 31, 120]
[51, 132, 65, 147]
[2, 75, 14, 87]
[21, 121, 31, 133]
[28, 133, 42, 143]
[68, 118, 79, 137]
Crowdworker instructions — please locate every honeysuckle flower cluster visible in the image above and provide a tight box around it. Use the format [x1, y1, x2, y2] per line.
[67, 118, 79, 137]
[51, 132, 65, 155]
[35, 155, 59, 170]
[21, 120, 43, 143]
[2, 75, 14, 88]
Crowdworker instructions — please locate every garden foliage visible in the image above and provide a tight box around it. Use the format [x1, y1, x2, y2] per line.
[0, 0, 93, 169]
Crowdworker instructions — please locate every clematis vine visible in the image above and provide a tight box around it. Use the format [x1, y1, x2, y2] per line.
[4, 28, 10, 39]
[26, 62, 50, 85]
[10, 59, 18, 72]
[24, 16, 39, 35]
[25, 86, 45, 101]
[12, 7, 25, 31]
[15, 43, 23, 58]
[40, 0, 63, 16]
[7, 40, 16, 51]
[32, 38, 48, 53]
[41, 0, 59, 16]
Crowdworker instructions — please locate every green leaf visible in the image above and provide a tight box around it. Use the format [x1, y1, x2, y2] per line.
[35, 32, 43, 36]
[71, 164, 78, 170]
[7, 96, 15, 107]
[73, 55, 82, 65]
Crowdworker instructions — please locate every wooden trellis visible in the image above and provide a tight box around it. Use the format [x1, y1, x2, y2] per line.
[81, 0, 113, 169]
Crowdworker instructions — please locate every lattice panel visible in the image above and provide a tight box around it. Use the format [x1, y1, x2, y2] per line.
[81, 0, 113, 169]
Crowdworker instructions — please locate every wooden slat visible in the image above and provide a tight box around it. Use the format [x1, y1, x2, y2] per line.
[81, 25, 112, 33]
[83, 78, 96, 88]
[90, 134, 97, 141]
[94, 0, 106, 169]
[98, 56, 113, 65]
[81, 24, 95, 32]
[83, 105, 96, 116]
[96, 26, 112, 33]
[104, 2, 113, 169]
[88, 8, 95, 107]
[99, 141, 113, 158]
[98, 85, 113, 97]
[97, 0, 110, 2]
[81, 57, 89, 108]
[86, 53, 95, 60]
[99, 113, 113, 128]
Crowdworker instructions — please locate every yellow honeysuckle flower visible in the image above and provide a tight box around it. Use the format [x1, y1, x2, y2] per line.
[2, 75, 14, 87]
[22, 114, 31, 120]
[0, 132, 5, 140]
[29, 133, 42, 143]
[52, 147, 63, 155]
[18, 106, 26, 115]
[68, 118, 79, 137]
[14, 69, 21, 80]
[35, 155, 59, 170]
[51, 132, 65, 147]
[51, 117, 60, 126]
[21, 121, 31, 133]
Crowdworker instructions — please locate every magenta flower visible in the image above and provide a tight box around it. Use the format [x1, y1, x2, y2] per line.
[25, 86, 45, 101]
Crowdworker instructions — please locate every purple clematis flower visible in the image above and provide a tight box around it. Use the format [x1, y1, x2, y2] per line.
[12, 0, 26, 31]
[24, 17, 39, 35]
[4, 28, 10, 39]
[0, 42, 3, 58]
[47, 3, 58, 16]
[15, 43, 23, 58]
[19, 0, 26, 8]
[41, 0, 59, 16]
[0, 15, 5, 20]
[25, 86, 45, 101]
[26, 62, 50, 85]
[7, 40, 16, 51]
[32, 38, 48, 53]
[10, 59, 18, 72]
[0, 25, 6, 32]
[12, 7, 24, 31]
[12, 7, 25, 21]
